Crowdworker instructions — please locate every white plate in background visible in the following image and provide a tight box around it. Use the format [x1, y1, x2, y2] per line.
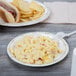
[0, 0, 50, 27]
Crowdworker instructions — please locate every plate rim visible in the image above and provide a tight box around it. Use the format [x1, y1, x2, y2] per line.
[0, 1, 50, 27]
[7, 32, 69, 67]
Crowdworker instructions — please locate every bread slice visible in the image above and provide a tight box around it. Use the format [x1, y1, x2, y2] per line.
[0, 0, 20, 23]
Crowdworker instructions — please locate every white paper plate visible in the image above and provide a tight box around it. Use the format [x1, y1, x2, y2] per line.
[7, 32, 69, 67]
[0, 0, 50, 27]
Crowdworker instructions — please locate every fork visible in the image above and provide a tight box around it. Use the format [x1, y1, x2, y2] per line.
[55, 31, 76, 38]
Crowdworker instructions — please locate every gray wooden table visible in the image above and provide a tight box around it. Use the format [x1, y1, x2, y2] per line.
[0, 0, 76, 76]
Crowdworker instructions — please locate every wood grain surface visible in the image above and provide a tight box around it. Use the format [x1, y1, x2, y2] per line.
[0, 0, 76, 76]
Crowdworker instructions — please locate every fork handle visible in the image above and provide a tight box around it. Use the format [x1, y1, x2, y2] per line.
[65, 31, 76, 37]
